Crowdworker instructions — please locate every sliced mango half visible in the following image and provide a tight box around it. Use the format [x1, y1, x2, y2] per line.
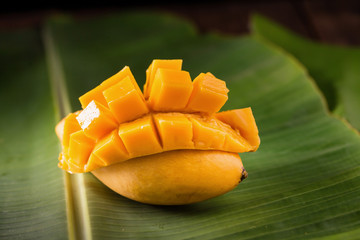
[55, 60, 260, 173]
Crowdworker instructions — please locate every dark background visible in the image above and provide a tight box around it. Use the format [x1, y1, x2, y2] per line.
[1, 0, 359, 46]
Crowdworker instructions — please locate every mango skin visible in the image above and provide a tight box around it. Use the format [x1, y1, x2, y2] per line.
[92, 150, 247, 205]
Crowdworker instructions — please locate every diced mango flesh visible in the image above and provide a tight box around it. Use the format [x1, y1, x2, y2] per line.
[79, 85, 108, 109]
[186, 72, 229, 113]
[148, 69, 193, 111]
[56, 111, 81, 149]
[153, 113, 194, 151]
[68, 130, 96, 167]
[118, 115, 162, 158]
[76, 100, 118, 140]
[216, 108, 260, 150]
[143, 59, 183, 99]
[55, 60, 260, 173]
[78, 66, 140, 109]
[57, 111, 259, 173]
[103, 76, 149, 123]
[189, 116, 226, 150]
[91, 129, 128, 166]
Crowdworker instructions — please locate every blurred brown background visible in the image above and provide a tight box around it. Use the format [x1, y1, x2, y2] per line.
[1, 0, 359, 46]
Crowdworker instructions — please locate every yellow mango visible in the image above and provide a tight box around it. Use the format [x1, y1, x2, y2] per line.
[223, 134, 253, 153]
[58, 152, 69, 172]
[79, 66, 139, 109]
[205, 117, 253, 153]
[148, 69, 193, 111]
[186, 72, 229, 113]
[189, 116, 226, 150]
[85, 153, 106, 172]
[76, 100, 118, 140]
[216, 108, 260, 150]
[92, 129, 129, 166]
[66, 159, 85, 173]
[118, 115, 162, 158]
[153, 113, 194, 151]
[55, 59, 260, 205]
[103, 76, 149, 123]
[68, 130, 96, 170]
[101, 66, 138, 91]
[55, 111, 81, 150]
[92, 150, 247, 205]
[79, 85, 108, 109]
[143, 59, 183, 99]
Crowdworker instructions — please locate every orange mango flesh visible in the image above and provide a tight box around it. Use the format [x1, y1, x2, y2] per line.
[143, 59, 183, 99]
[79, 66, 141, 109]
[56, 59, 260, 173]
[87, 129, 128, 171]
[148, 69, 193, 111]
[103, 76, 149, 123]
[68, 130, 96, 167]
[216, 108, 260, 150]
[153, 113, 194, 151]
[118, 115, 163, 158]
[186, 72, 229, 113]
[76, 100, 118, 140]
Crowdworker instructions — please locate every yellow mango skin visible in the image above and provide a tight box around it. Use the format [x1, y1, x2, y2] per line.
[92, 150, 246, 205]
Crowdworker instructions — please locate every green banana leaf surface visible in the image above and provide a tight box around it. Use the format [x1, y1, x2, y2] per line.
[1, 11, 360, 239]
[252, 14, 360, 131]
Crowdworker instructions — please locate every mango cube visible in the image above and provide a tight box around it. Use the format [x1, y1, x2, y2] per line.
[223, 134, 252, 153]
[79, 85, 108, 109]
[148, 69, 193, 111]
[216, 108, 260, 150]
[68, 130, 96, 168]
[76, 100, 118, 140]
[85, 154, 106, 172]
[144, 59, 183, 99]
[56, 111, 81, 150]
[186, 72, 229, 113]
[153, 113, 194, 151]
[103, 76, 149, 123]
[92, 129, 129, 166]
[118, 115, 162, 157]
[189, 117, 226, 149]
[79, 66, 139, 109]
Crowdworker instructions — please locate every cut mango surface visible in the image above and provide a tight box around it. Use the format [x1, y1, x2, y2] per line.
[144, 59, 183, 99]
[103, 76, 149, 123]
[56, 59, 260, 173]
[148, 69, 193, 111]
[186, 72, 229, 113]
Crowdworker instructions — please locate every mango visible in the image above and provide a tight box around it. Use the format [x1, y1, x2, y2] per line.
[103, 76, 149, 123]
[55, 59, 260, 204]
[153, 113, 194, 151]
[216, 108, 260, 150]
[76, 100, 118, 140]
[186, 72, 229, 113]
[79, 66, 140, 109]
[143, 59, 183, 99]
[118, 115, 162, 158]
[148, 69, 193, 111]
[92, 150, 247, 205]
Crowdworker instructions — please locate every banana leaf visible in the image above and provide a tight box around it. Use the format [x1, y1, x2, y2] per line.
[251, 14, 360, 131]
[1, 11, 360, 239]
[0, 29, 68, 238]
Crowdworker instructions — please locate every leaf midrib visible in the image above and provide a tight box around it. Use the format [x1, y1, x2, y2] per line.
[42, 24, 93, 240]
